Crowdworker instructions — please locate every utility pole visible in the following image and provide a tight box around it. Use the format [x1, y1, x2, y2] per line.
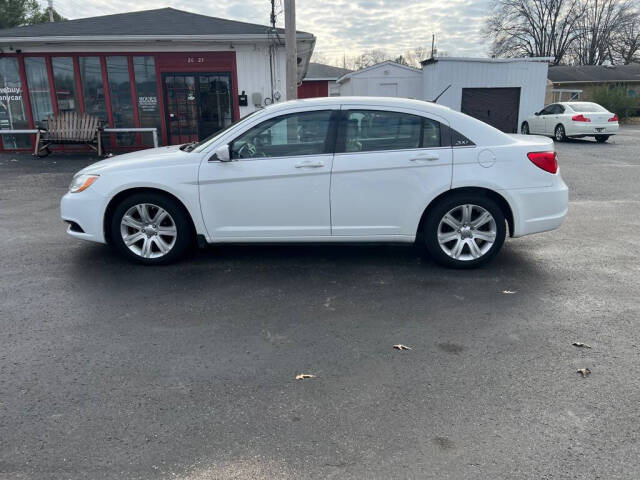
[284, 0, 297, 100]
[48, 0, 54, 22]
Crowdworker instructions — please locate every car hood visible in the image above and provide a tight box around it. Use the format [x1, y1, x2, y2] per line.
[78, 145, 195, 175]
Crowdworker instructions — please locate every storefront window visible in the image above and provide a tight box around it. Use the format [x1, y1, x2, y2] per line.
[52, 57, 78, 113]
[133, 56, 162, 146]
[0, 57, 30, 149]
[106, 56, 135, 146]
[78, 57, 107, 123]
[24, 57, 53, 125]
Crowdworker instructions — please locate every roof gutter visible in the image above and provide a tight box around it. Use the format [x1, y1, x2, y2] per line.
[0, 33, 315, 45]
[550, 79, 639, 84]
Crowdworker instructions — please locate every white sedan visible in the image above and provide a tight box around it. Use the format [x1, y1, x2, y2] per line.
[521, 101, 619, 143]
[61, 97, 568, 268]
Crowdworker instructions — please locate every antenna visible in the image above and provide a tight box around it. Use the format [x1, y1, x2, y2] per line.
[432, 84, 451, 103]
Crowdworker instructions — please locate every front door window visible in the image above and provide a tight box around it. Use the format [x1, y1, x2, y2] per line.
[164, 72, 233, 145]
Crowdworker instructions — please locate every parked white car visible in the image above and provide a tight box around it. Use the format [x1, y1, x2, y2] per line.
[521, 101, 619, 143]
[61, 97, 568, 268]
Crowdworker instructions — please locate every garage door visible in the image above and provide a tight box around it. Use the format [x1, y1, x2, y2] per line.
[461, 87, 521, 133]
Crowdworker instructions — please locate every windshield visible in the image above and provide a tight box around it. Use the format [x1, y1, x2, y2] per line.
[567, 102, 607, 113]
[186, 110, 261, 153]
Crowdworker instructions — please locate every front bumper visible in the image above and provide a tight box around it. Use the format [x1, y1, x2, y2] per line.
[60, 189, 108, 244]
[506, 173, 569, 238]
[566, 122, 618, 137]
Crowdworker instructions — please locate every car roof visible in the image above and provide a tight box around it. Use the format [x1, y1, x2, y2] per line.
[264, 96, 454, 115]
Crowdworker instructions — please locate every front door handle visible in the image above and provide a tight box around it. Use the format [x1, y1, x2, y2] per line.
[410, 153, 440, 162]
[295, 160, 324, 168]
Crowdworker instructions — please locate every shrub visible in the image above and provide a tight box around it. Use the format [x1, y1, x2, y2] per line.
[590, 86, 638, 118]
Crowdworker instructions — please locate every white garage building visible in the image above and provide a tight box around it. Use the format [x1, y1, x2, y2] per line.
[336, 61, 422, 99]
[422, 57, 552, 133]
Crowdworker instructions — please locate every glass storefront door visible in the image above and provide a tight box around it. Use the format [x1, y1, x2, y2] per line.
[163, 72, 233, 145]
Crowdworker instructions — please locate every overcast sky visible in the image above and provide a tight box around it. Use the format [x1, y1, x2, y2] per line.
[53, 0, 491, 62]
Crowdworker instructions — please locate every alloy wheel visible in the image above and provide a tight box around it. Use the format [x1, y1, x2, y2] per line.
[119, 203, 177, 259]
[555, 125, 565, 141]
[437, 204, 497, 261]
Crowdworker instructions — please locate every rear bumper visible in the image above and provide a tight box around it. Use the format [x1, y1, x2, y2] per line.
[505, 173, 569, 238]
[60, 190, 108, 244]
[566, 122, 618, 137]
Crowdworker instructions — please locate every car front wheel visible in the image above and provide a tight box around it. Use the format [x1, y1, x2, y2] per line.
[424, 194, 506, 269]
[111, 192, 192, 264]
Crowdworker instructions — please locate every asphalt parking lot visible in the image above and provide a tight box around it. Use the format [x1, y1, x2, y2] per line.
[1, 127, 640, 480]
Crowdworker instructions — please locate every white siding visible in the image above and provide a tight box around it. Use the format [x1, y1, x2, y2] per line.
[422, 59, 549, 129]
[339, 63, 422, 99]
[234, 44, 287, 117]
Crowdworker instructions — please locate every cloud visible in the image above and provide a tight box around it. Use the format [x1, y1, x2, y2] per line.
[54, 0, 492, 61]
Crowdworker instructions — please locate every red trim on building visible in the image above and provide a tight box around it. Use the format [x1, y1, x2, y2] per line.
[298, 80, 329, 98]
[72, 56, 85, 114]
[153, 54, 169, 148]
[0, 50, 241, 152]
[127, 56, 142, 146]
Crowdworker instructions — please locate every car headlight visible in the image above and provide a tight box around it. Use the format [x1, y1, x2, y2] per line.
[69, 174, 99, 193]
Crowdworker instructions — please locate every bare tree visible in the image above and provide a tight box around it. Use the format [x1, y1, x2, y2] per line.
[310, 51, 331, 65]
[570, 0, 635, 65]
[611, 11, 640, 63]
[484, 0, 586, 65]
[400, 47, 430, 67]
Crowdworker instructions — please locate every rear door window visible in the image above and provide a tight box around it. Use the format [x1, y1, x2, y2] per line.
[340, 110, 441, 152]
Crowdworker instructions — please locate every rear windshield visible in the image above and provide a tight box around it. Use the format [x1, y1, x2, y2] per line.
[567, 102, 607, 113]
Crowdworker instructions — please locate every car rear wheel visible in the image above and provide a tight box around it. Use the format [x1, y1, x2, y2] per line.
[595, 135, 610, 143]
[424, 194, 506, 269]
[554, 124, 567, 142]
[111, 192, 192, 264]
[521, 122, 530, 135]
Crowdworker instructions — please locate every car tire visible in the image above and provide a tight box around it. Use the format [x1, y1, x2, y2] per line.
[111, 192, 192, 265]
[595, 135, 610, 143]
[521, 122, 530, 135]
[424, 193, 506, 269]
[554, 124, 567, 142]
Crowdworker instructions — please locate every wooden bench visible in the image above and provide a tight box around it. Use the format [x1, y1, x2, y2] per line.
[34, 112, 103, 157]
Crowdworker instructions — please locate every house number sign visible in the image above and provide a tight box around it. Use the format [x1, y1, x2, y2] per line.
[186, 57, 205, 63]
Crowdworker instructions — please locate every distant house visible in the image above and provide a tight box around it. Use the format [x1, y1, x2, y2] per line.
[336, 60, 423, 99]
[0, 8, 315, 152]
[298, 63, 351, 98]
[547, 64, 640, 103]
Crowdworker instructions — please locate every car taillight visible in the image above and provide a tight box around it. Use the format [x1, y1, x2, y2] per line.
[572, 114, 590, 122]
[528, 151, 558, 174]
[609, 114, 619, 122]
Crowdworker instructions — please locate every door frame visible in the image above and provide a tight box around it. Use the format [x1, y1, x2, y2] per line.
[162, 71, 234, 144]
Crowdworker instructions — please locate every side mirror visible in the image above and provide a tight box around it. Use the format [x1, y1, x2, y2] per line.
[534, 111, 540, 116]
[212, 143, 231, 162]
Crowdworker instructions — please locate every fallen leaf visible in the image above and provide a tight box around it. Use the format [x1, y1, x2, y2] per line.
[393, 344, 412, 351]
[295, 374, 316, 380]
[572, 342, 592, 349]
[502, 290, 517, 294]
[577, 368, 591, 377]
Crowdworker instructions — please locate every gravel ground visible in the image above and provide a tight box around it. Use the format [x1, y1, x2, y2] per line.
[1, 127, 639, 479]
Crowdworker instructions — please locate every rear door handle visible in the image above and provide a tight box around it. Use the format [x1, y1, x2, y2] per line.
[410, 153, 440, 162]
[295, 160, 324, 168]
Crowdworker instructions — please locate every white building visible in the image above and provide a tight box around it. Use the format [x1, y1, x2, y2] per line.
[422, 57, 552, 133]
[336, 61, 422, 99]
